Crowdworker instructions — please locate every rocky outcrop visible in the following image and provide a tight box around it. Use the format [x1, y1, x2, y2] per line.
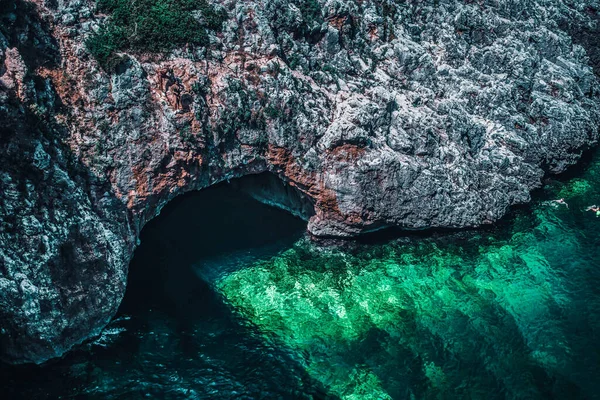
[1, 0, 599, 364]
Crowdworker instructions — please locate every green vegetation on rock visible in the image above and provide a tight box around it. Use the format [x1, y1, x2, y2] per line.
[86, 0, 227, 69]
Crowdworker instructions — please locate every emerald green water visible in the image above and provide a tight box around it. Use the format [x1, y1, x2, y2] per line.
[210, 154, 600, 399]
[2, 152, 600, 399]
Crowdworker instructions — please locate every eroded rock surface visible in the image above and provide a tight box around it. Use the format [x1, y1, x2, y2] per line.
[1, 0, 599, 363]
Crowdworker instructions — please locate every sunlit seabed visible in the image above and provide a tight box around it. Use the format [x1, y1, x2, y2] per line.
[2, 153, 600, 399]
[210, 154, 600, 399]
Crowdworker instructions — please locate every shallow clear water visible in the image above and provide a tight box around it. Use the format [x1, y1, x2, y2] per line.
[2, 152, 600, 399]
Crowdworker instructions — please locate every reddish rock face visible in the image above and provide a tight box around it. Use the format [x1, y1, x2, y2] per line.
[1, 0, 599, 364]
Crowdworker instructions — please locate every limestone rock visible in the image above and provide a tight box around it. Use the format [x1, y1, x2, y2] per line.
[1, 0, 600, 363]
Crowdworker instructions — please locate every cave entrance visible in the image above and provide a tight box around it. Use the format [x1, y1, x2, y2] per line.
[0, 173, 335, 398]
[119, 172, 310, 319]
[101, 172, 331, 397]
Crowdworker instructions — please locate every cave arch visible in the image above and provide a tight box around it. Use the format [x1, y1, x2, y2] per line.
[0, 174, 339, 397]
[121, 172, 312, 318]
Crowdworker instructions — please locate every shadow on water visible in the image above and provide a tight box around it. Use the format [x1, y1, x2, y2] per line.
[0, 180, 340, 399]
[113, 180, 341, 399]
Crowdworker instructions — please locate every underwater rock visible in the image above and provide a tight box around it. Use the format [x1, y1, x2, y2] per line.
[1, 0, 600, 363]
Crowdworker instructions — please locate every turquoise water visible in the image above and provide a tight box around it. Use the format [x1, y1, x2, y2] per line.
[2, 153, 600, 399]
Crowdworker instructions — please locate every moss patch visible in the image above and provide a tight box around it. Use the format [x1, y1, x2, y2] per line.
[86, 0, 227, 69]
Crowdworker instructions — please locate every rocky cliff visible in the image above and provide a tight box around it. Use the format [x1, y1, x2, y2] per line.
[1, 0, 599, 364]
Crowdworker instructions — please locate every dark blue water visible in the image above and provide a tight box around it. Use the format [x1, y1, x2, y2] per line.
[1, 183, 335, 399]
[2, 151, 600, 399]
